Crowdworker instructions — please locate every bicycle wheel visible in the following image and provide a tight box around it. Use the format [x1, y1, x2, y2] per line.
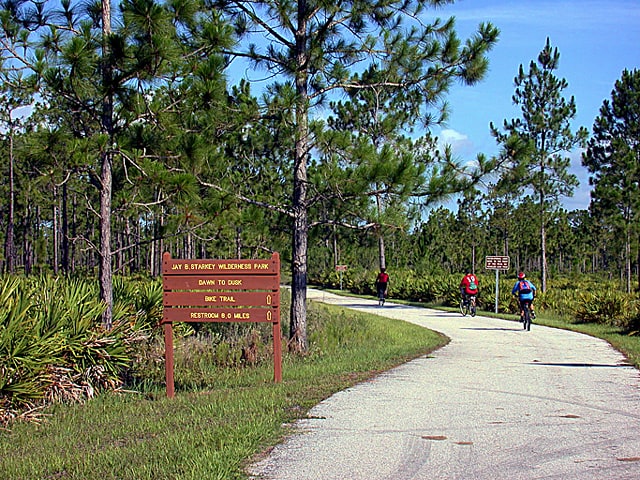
[470, 297, 477, 317]
[459, 299, 468, 316]
[523, 304, 531, 331]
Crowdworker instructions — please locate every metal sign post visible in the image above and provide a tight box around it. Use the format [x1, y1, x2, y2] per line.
[485, 256, 510, 313]
[335, 265, 347, 290]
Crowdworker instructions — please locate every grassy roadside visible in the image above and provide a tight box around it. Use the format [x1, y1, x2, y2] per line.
[0, 301, 447, 480]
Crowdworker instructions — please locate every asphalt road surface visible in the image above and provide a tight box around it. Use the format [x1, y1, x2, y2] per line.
[248, 289, 640, 480]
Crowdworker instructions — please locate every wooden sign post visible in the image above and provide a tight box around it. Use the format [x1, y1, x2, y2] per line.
[162, 252, 281, 398]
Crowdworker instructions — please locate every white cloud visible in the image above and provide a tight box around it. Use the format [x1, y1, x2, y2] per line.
[437, 128, 474, 156]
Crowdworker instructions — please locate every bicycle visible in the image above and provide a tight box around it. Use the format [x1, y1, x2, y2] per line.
[377, 286, 387, 307]
[519, 299, 534, 331]
[459, 294, 476, 317]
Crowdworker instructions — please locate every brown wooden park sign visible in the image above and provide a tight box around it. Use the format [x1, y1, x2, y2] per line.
[162, 252, 281, 398]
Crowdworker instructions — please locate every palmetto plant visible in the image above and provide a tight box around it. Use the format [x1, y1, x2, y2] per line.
[0, 276, 155, 425]
[0, 277, 57, 422]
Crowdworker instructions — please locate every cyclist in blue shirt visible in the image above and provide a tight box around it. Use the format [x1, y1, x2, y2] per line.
[512, 272, 536, 320]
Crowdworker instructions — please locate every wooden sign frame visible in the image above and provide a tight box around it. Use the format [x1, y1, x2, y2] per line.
[161, 252, 282, 398]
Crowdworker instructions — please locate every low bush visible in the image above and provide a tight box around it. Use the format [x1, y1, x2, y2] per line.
[0, 276, 143, 425]
[573, 289, 639, 330]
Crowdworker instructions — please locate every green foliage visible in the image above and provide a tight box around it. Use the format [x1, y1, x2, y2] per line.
[573, 289, 639, 330]
[582, 68, 640, 293]
[490, 38, 589, 291]
[0, 275, 161, 425]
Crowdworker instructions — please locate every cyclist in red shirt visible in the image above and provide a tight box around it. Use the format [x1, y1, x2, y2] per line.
[375, 268, 389, 306]
[459, 269, 479, 306]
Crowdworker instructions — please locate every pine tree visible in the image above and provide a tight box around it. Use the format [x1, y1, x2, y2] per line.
[582, 69, 640, 292]
[491, 38, 588, 292]
[214, 0, 498, 351]
[0, 0, 195, 326]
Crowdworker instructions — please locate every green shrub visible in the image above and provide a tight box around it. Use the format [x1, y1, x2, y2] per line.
[0, 276, 151, 426]
[573, 289, 634, 326]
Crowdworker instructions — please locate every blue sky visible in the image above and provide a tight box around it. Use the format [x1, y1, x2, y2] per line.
[431, 0, 640, 211]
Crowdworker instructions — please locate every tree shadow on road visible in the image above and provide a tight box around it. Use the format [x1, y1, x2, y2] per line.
[461, 327, 522, 332]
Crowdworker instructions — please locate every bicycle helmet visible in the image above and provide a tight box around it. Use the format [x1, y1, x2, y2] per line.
[517, 272, 525, 279]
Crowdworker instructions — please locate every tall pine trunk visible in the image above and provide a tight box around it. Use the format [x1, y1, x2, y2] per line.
[376, 194, 386, 270]
[289, 1, 309, 352]
[625, 225, 631, 294]
[52, 184, 59, 275]
[99, 0, 114, 329]
[4, 123, 15, 274]
[62, 182, 69, 273]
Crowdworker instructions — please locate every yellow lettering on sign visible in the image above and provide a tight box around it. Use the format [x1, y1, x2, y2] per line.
[190, 312, 220, 319]
[228, 279, 242, 286]
[198, 279, 217, 286]
[171, 264, 182, 270]
[233, 312, 250, 319]
[204, 295, 217, 302]
[216, 263, 251, 270]
[219, 295, 236, 302]
[253, 263, 269, 270]
[192, 263, 216, 270]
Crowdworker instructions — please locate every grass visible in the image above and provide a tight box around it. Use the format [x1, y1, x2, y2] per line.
[0, 301, 447, 480]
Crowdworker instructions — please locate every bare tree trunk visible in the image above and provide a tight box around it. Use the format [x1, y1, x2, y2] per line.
[376, 194, 386, 270]
[99, 150, 114, 328]
[52, 184, 59, 275]
[539, 147, 548, 293]
[4, 123, 15, 274]
[62, 182, 69, 273]
[116, 218, 123, 273]
[541, 221, 547, 292]
[288, 0, 312, 352]
[23, 209, 32, 275]
[637, 239, 640, 292]
[125, 219, 134, 273]
[71, 192, 78, 272]
[625, 226, 631, 293]
[236, 227, 242, 258]
[290, 112, 309, 351]
[332, 223, 338, 267]
[99, 0, 114, 329]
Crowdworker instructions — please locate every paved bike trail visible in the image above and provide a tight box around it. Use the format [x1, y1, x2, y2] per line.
[249, 289, 640, 480]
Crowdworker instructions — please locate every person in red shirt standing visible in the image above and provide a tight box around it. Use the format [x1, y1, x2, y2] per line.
[459, 269, 479, 307]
